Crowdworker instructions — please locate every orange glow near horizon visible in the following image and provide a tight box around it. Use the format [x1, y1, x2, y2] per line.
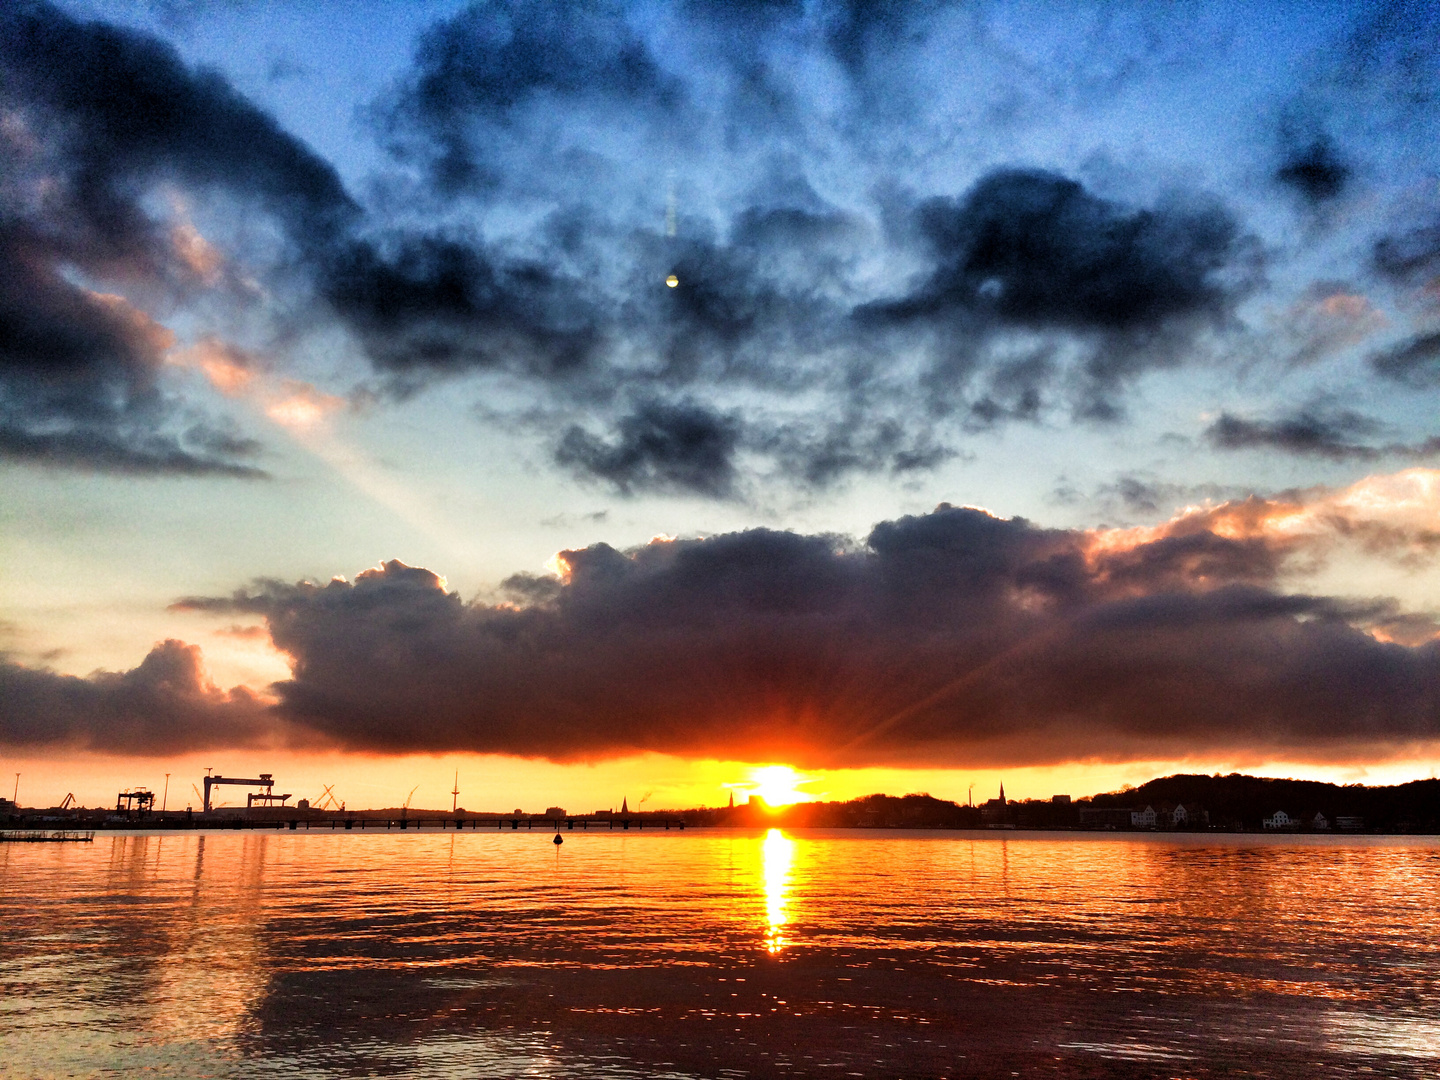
[747, 765, 815, 807]
[4, 748, 1439, 819]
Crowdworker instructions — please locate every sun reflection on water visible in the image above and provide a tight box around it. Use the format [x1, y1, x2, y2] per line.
[7, 830, 1440, 1078]
[761, 827, 794, 953]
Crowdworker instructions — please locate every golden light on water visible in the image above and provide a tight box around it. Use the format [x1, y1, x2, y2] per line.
[761, 827, 794, 954]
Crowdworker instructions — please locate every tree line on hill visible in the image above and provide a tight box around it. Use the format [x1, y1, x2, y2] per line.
[679, 774, 1440, 833]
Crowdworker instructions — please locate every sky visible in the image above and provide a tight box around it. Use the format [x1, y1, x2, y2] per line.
[2, 0, 1439, 813]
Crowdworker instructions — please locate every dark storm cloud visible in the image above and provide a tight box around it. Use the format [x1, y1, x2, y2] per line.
[379, 0, 685, 193]
[1369, 331, 1440, 388]
[0, 0, 354, 474]
[1275, 137, 1350, 203]
[46, 503, 1405, 766]
[1373, 223, 1440, 285]
[2, 1, 1393, 499]
[315, 166, 1258, 484]
[862, 170, 1257, 418]
[0, 639, 275, 753]
[554, 396, 956, 498]
[1206, 407, 1382, 460]
[1206, 407, 1440, 462]
[318, 233, 599, 380]
[756, 413, 955, 489]
[556, 400, 742, 498]
[875, 170, 1246, 333]
[0, 425, 265, 477]
[820, 0, 937, 71]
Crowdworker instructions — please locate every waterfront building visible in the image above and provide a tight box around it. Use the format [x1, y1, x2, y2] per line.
[1077, 807, 1133, 828]
[1129, 805, 1157, 828]
[1263, 809, 1294, 830]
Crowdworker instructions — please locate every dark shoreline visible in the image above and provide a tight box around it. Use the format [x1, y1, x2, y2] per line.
[8, 771, 1440, 834]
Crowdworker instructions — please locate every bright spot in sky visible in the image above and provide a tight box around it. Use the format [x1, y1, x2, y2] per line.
[749, 764, 812, 806]
[665, 274, 679, 288]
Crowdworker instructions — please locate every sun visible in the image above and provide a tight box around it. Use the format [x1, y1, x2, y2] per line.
[749, 765, 813, 807]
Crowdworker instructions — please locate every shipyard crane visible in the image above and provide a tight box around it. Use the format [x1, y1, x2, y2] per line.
[203, 772, 288, 812]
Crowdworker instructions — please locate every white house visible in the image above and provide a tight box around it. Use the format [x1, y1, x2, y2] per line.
[1263, 810, 1293, 830]
[1130, 805, 1157, 828]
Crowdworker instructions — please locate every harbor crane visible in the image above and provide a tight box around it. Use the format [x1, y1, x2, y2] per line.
[117, 789, 155, 816]
[202, 772, 289, 812]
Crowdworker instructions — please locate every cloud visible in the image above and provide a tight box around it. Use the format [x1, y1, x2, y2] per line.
[378, 0, 686, 194]
[1205, 406, 1440, 462]
[1275, 136, 1350, 204]
[1369, 330, 1440, 387]
[556, 400, 742, 498]
[5, 1, 1414, 499]
[32, 475, 1395, 765]
[1374, 223, 1440, 286]
[0, 1, 354, 474]
[1274, 283, 1387, 367]
[1078, 474, 1244, 520]
[316, 232, 601, 383]
[1099, 468, 1440, 569]
[860, 169, 1257, 418]
[1205, 407, 1381, 460]
[358, 9, 1268, 464]
[9, 474, 1438, 762]
[879, 169, 1248, 333]
[0, 639, 277, 753]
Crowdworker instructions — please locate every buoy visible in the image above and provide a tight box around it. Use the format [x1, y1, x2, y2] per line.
[553, 833, 563, 845]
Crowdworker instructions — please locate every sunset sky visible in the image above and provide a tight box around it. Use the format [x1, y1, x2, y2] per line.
[3, 0, 1439, 813]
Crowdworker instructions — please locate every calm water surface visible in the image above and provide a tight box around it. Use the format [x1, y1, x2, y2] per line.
[3, 829, 1439, 1078]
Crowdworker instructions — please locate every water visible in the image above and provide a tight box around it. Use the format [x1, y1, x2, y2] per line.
[3, 828, 1439, 1078]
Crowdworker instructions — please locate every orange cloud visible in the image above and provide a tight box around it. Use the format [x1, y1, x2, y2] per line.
[264, 380, 345, 429]
[88, 291, 176, 356]
[170, 337, 257, 395]
[168, 338, 344, 430]
[1085, 468, 1440, 572]
[1280, 285, 1388, 365]
[171, 220, 223, 285]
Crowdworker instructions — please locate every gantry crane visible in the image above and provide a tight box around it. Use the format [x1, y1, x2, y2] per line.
[202, 772, 289, 812]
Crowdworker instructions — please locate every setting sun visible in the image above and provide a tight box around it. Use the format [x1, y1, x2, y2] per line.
[749, 765, 814, 807]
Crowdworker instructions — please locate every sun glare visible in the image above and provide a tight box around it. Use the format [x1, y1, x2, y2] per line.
[749, 764, 812, 807]
[761, 827, 794, 953]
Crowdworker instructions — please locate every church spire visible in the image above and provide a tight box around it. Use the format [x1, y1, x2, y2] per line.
[999, 782, 1006, 805]
[621, 796, 629, 814]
